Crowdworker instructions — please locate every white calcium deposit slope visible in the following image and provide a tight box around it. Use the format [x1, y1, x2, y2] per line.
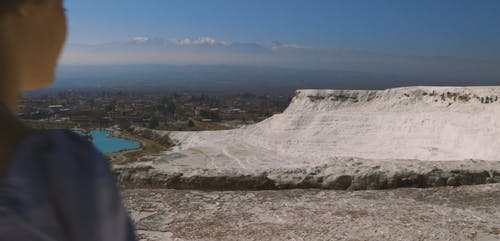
[158, 86, 500, 171]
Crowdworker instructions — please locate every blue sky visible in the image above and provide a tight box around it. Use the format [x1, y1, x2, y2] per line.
[65, 0, 500, 57]
[62, 0, 500, 79]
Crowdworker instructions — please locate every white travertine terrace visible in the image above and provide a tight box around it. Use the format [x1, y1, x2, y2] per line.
[116, 86, 500, 190]
[160, 86, 500, 171]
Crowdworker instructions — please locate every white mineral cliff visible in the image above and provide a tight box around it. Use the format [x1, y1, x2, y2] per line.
[168, 86, 500, 167]
[117, 86, 500, 190]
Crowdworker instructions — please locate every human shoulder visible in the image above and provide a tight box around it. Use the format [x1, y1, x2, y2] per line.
[11, 128, 113, 182]
[29, 129, 99, 156]
[34, 129, 110, 171]
[38, 129, 94, 149]
[12, 129, 135, 241]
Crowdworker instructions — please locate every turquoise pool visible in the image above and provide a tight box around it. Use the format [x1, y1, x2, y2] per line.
[75, 129, 141, 154]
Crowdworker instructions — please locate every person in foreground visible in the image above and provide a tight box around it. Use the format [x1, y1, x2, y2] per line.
[0, 0, 137, 240]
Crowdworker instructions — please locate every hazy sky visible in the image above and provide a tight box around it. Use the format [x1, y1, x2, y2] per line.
[62, 0, 500, 79]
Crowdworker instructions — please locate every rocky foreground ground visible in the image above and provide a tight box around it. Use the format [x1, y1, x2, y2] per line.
[123, 184, 500, 241]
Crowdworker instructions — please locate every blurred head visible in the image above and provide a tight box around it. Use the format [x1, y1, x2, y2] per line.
[0, 0, 67, 91]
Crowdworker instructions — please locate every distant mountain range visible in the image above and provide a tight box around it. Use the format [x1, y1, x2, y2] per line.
[60, 37, 500, 81]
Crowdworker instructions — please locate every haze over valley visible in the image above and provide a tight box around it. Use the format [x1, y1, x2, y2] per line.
[47, 64, 500, 94]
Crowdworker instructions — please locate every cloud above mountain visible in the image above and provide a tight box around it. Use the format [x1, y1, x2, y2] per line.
[132, 37, 151, 44]
[60, 36, 500, 81]
[170, 37, 231, 46]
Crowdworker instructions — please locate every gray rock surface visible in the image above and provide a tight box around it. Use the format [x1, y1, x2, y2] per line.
[115, 158, 500, 190]
[124, 184, 500, 241]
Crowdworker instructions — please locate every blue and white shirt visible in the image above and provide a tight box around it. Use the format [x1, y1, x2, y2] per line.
[0, 129, 137, 241]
